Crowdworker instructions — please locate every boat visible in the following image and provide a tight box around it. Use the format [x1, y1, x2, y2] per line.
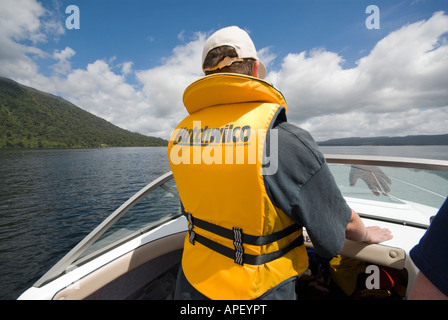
[17, 154, 448, 300]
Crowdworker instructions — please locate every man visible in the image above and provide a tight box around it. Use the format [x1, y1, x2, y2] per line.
[408, 197, 448, 300]
[168, 26, 392, 300]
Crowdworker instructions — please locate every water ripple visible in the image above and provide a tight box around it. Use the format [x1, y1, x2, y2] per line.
[0, 147, 170, 300]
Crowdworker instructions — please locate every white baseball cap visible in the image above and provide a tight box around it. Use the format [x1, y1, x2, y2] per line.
[202, 26, 267, 79]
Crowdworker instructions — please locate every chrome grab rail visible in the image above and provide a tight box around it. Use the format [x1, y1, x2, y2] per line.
[325, 154, 448, 172]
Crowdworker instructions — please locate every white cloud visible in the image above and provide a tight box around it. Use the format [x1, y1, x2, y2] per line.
[0, 0, 64, 82]
[300, 107, 448, 142]
[258, 46, 277, 69]
[0, 0, 203, 138]
[268, 11, 448, 141]
[1, 2, 447, 142]
[52, 46, 75, 74]
[135, 32, 206, 127]
[120, 61, 133, 76]
[44, 32, 205, 138]
[49, 60, 156, 134]
[0, 0, 46, 42]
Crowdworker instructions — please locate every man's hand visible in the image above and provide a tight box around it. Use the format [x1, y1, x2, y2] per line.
[346, 210, 393, 244]
[349, 165, 392, 196]
[363, 226, 393, 244]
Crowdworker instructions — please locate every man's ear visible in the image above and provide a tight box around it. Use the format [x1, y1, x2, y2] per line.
[252, 60, 259, 78]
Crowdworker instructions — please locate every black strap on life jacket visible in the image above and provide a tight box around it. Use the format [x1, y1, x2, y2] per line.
[183, 208, 304, 266]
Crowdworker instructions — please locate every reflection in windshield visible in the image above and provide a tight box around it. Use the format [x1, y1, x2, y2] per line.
[329, 164, 448, 210]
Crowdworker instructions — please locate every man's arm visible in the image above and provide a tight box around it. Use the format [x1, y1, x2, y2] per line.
[345, 209, 393, 243]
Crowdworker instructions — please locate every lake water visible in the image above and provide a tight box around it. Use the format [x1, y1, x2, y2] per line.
[1, 145, 448, 300]
[0, 147, 170, 300]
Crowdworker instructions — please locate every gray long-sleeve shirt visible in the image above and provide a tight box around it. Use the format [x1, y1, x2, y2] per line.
[265, 119, 351, 258]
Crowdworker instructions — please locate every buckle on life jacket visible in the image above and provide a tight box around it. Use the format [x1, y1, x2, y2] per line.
[186, 212, 196, 244]
[233, 227, 244, 266]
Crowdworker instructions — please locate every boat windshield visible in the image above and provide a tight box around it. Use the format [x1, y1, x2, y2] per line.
[34, 172, 181, 287]
[326, 155, 448, 228]
[76, 177, 181, 263]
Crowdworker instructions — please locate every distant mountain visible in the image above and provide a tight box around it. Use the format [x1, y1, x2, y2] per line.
[318, 134, 448, 146]
[0, 77, 167, 149]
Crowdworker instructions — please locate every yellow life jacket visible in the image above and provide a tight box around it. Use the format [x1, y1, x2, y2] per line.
[168, 73, 308, 300]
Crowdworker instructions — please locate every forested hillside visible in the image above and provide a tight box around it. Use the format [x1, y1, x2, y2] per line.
[0, 77, 167, 148]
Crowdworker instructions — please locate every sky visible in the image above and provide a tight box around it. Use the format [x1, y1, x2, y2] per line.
[1, 0, 448, 141]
